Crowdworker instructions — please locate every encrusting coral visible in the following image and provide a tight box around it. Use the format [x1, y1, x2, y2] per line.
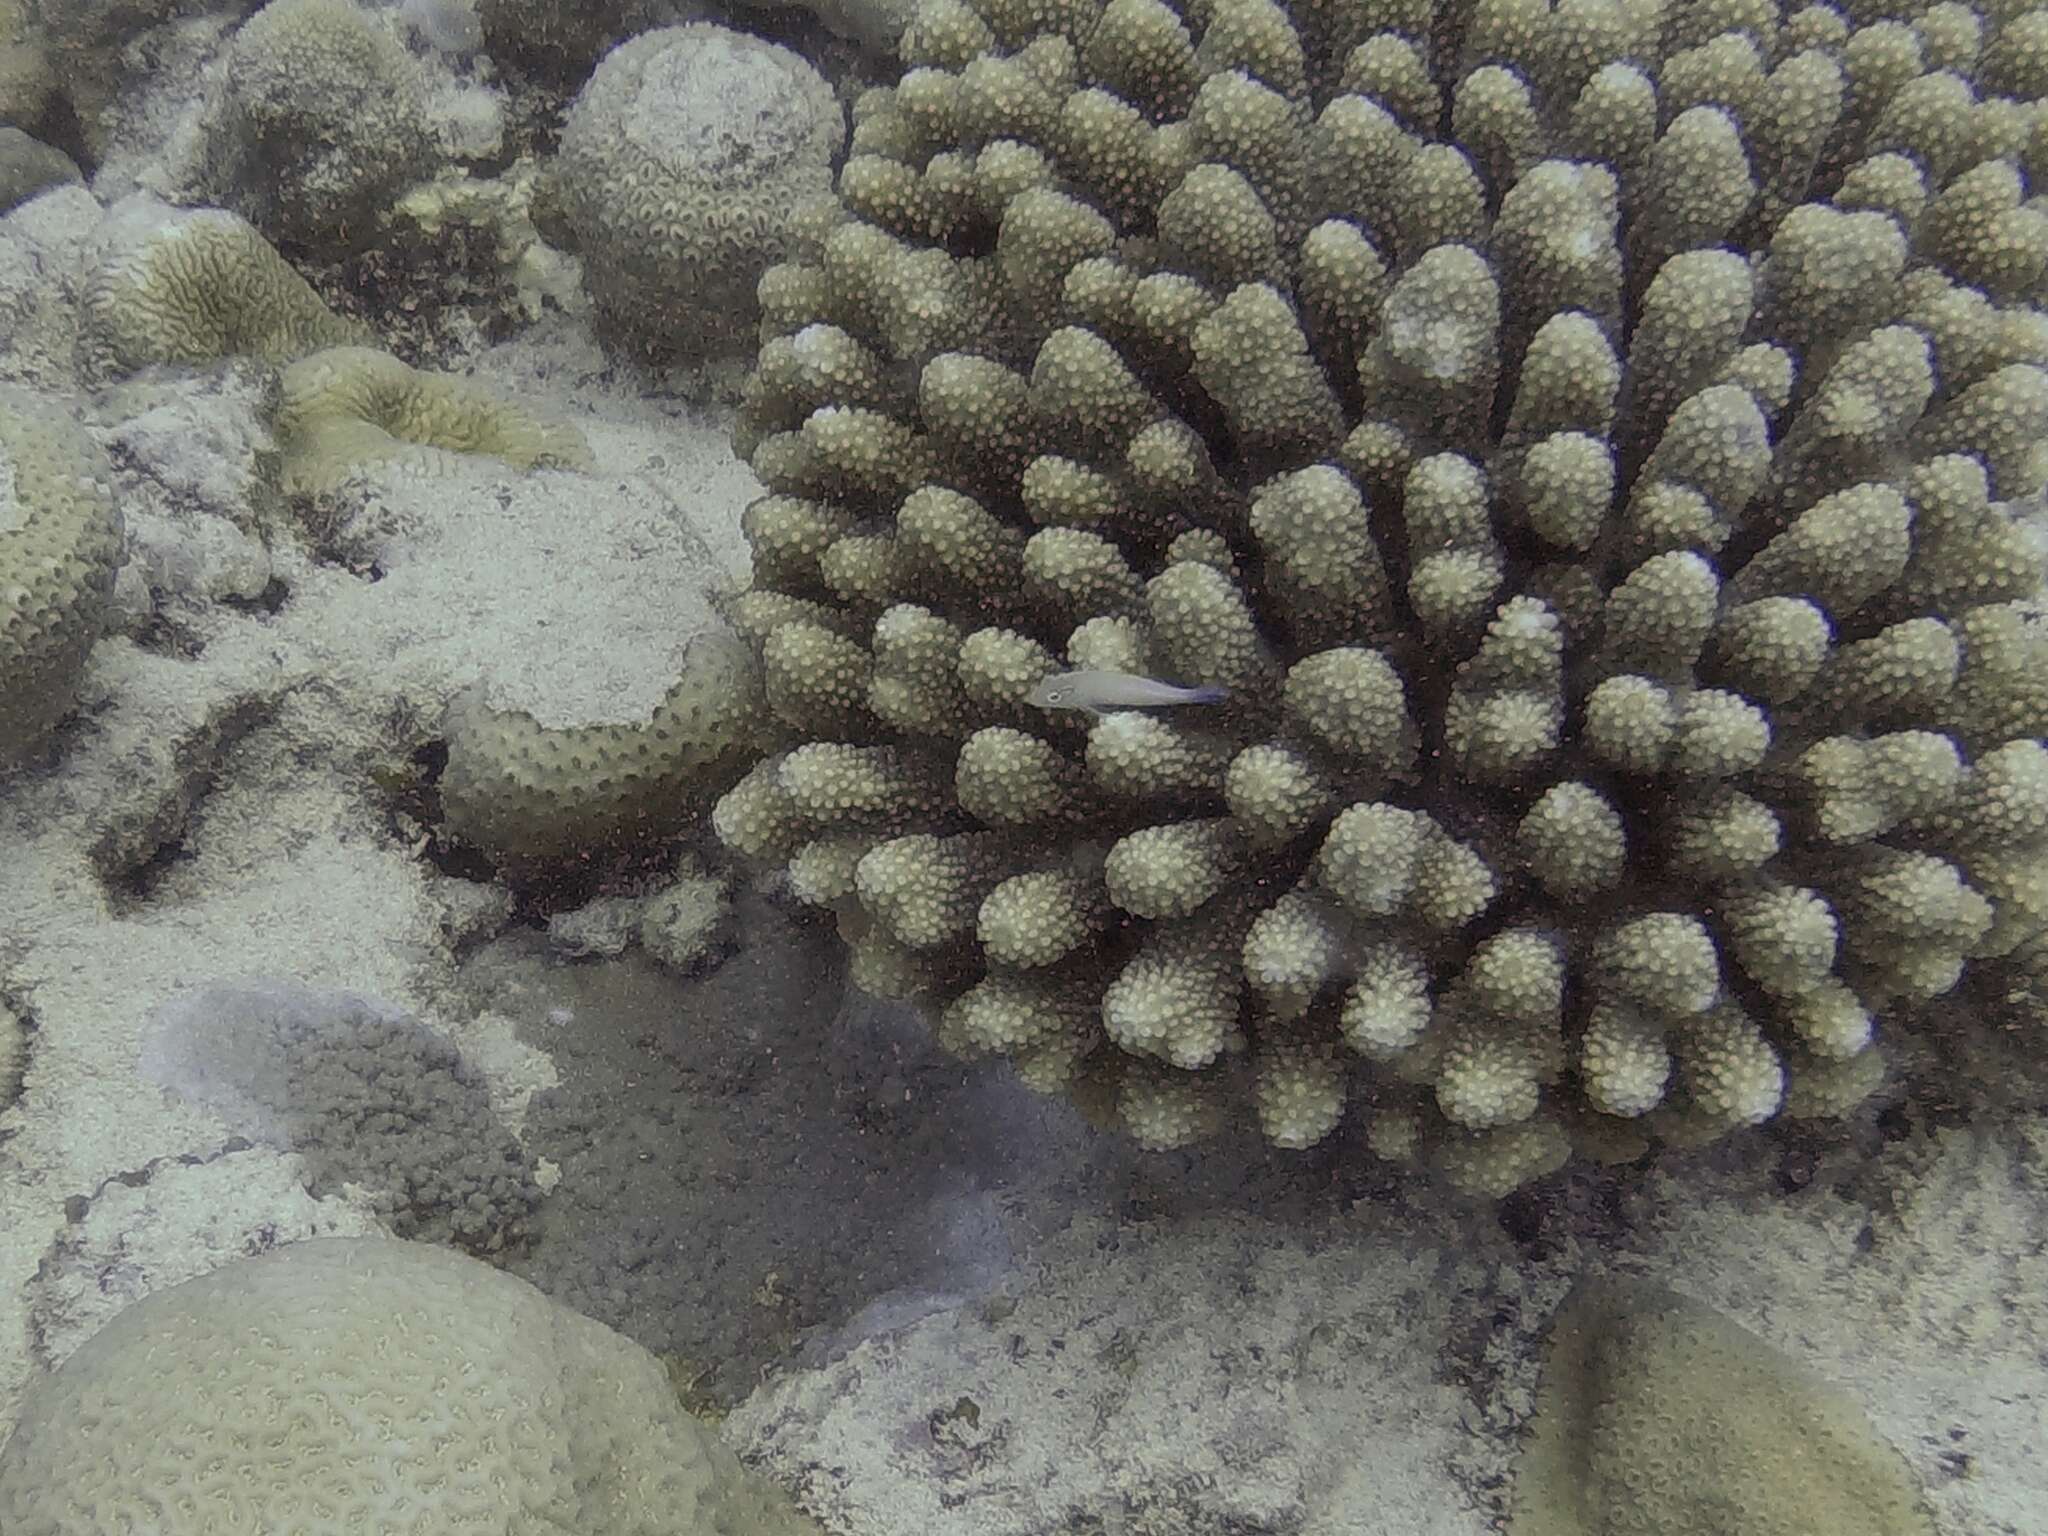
[717, 0, 2048, 1193]
[1509, 1278, 1934, 1536]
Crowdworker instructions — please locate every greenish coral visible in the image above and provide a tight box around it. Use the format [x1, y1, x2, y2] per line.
[439, 630, 765, 865]
[76, 203, 589, 495]
[198, 0, 435, 250]
[275, 344, 592, 495]
[1, 386, 125, 771]
[1511, 1278, 1933, 1536]
[718, 0, 2048, 1193]
[550, 23, 844, 365]
[78, 198, 373, 384]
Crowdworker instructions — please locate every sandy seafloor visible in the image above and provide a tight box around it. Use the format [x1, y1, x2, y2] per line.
[2, 12, 2046, 1536]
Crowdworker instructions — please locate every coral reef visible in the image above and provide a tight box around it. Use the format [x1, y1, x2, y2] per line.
[197, 0, 436, 251]
[0, 1004, 21, 1110]
[1510, 1277, 1933, 1536]
[75, 199, 591, 491]
[543, 861, 737, 968]
[477, 0, 914, 80]
[0, 386, 126, 771]
[0, 1237, 825, 1533]
[549, 22, 844, 364]
[719, 0, 2048, 1191]
[0, 0, 50, 133]
[0, 128, 79, 215]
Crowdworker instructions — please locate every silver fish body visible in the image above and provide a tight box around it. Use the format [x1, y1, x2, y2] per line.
[1027, 669, 1229, 715]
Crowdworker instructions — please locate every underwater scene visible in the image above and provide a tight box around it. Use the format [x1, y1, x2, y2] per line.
[1, 0, 2046, 1530]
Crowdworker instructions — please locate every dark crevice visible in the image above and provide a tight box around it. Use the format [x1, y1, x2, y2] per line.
[92, 698, 278, 910]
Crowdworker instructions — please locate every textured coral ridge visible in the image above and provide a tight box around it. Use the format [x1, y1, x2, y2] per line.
[718, 0, 2048, 1192]
[0, 1238, 823, 1534]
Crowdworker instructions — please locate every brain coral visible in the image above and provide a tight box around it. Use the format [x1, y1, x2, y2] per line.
[0, 1237, 823, 1534]
[275, 343, 593, 494]
[719, 0, 2048, 1193]
[77, 196, 373, 384]
[551, 23, 845, 364]
[1, 386, 125, 771]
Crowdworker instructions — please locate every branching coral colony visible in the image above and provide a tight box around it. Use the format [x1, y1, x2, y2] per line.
[714, 0, 2048, 1195]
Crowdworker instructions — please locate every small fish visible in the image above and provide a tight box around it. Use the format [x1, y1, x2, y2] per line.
[1027, 669, 1229, 716]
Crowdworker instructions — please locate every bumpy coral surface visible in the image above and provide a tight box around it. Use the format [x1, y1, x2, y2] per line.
[440, 629, 766, 864]
[139, 983, 540, 1252]
[1511, 1278, 1933, 1536]
[0, 387, 125, 770]
[200, 0, 435, 250]
[719, 0, 2048, 1192]
[552, 22, 845, 363]
[0, 1237, 823, 1534]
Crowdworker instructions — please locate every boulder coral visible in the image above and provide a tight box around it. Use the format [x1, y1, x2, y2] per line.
[198, 0, 437, 251]
[77, 198, 374, 384]
[717, 0, 2048, 1193]
[75, 201, 594, 493]
[439, 629, 768, 865]
[0, 1237, 824, 1533]
[550, 23, 845, 364]
[275, 343, 593, 495]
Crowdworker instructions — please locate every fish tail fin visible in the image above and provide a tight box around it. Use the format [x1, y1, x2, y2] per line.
[1188, 685, 1229, 705]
